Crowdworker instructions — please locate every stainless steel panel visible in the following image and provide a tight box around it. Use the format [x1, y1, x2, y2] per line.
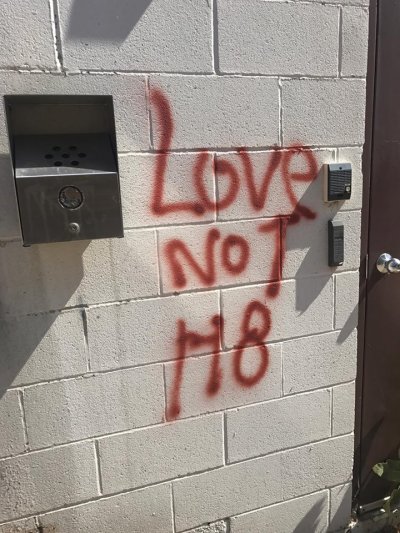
[4, 95, 124, 246]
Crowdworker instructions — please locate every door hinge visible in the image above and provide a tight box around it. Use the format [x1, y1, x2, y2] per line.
[365, 253, 369, 279]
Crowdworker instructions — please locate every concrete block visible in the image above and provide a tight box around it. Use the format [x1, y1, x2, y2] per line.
[282, 79, 366, 146]
[78, 230, 159, 304]
[24, 366, 164, 449]
[282, 435, 354, 500]
[342, 7, 369, 77]
[87, 291, 219, 371]
[230, 491, 329, 533]
[0, 391, 25, 459]
[0, 72, 148, 153]
[119, 153, 216, 228]
[0, 519, 37, 533]
[222, 277, 333, 348]
[0, 230, 159, 317]
[0, 442, 98, 522]
[0, 311, 87, 390]
[159, 220, 276, 293]
[329, 483, 352, 532]
[99, 415, 223, 494]
[227, 389, 331, 462]
[58, 0, 212, 73]
[39, 484, 173, 533]
[0, 238, 83, 317]
[0, 0, 55, 69]
[164, 344, 282, 419]
[173, 435, 353, 531]
[216, 149, 334, 222]
[283, 331, 357, 394]
[184, 521, 227, 533]
[150, 76, 279, 150]
[335, 271, 360, 331]
[332, 382, 356, 436]
[218, 1, 338, 76]
[173, 452, 283, 531]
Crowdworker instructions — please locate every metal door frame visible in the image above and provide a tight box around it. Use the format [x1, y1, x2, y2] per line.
[353, 0, 378, 512]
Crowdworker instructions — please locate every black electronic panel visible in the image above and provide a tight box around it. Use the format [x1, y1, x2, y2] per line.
[325, 163, 352, 201]
[328, 220, 344, 266]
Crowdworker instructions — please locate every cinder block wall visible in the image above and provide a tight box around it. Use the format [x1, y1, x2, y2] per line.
[0, 0, 368, 531]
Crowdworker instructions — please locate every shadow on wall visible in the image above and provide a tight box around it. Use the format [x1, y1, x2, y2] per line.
[0, 313, 56, 399]
[0, 241, 88, 399]
[293, 497, 326, 532]
[0, 156, 20, 241]
[0, 152, 89, 398]
[286, 164, 347, 314]
[282, 162, 359, 347]
[66, 0, 153, 42]
[288, 165, 334, 315]
[337, 253, 377, 345]
[292, 489, 352, 532]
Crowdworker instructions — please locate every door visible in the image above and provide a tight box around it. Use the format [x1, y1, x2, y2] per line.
[358, 0, 400, 507]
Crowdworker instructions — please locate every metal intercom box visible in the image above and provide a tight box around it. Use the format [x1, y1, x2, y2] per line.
[324, 163, 352, 202]
[5, 95, 124, 246]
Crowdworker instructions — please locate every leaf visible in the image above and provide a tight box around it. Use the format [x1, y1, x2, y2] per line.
[387, 486, 400, 513]
[373, 460, 400, 483]
[373, 463, 385, 477]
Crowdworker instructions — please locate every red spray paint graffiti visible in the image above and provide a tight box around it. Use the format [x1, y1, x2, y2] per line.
[164, 229, 252, 289]
[168, 314, 222, 421]
[150, 88, 205, 216]
[149, 86, 318, 420]
[233, 300, 271, 388]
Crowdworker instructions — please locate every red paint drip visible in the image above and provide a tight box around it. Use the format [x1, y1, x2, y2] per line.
[258, 218, 282, 298]
[167, 319, 190, 421]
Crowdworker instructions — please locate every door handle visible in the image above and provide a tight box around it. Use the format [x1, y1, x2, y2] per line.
[376, 253, 400, 274]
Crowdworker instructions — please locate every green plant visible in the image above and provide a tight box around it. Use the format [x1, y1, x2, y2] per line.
[373, 459, 400, 528]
